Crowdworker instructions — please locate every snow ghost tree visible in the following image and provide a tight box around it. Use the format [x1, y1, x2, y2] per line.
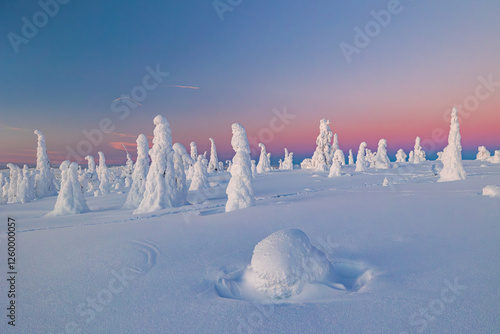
[396, 149, 407, 163]
[225, 123, 255, 212]
[34, 130, 57, 198]
[173, 148, 188, 205]
[124, 134, 150, 209]
[256, 143, 271, 173]
[226, 160, 232, 173]
[207, 138, 219, 173]
[310, 119, 333, 171]
[218, 161, 224, 173]
[365, 148, 375, 164]
[331, 133, 345, 165]
[0, 174, 7, 204]
[173, 143, 194, 174]
[135, 115, 186, 214]
[328, 158, 341, 178]
[489, 150, 500, 163]
[18, 165, 36, 204]
[6, 164, 21, 203]
[84, 155, 100, 196]
[51, 161, 89, 216]
[348, 149, 354, 165]
[190, 142, 198, 162]
[122, 153, 134, 188]
[189, 155, 210, 191]
[251, 160, 257, 178]
[476, 146, 491, 161]
[371, 139, 390, 169]
[97, 152, 113, 195]
[438, 107, 466, 182]
[280, 148, 294, 170]
[355, 142, 368, 172]
[408, 151, 415, 163]
[411, 137, 426, 164]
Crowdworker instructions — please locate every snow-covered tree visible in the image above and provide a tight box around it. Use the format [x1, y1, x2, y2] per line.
[396, 149, 407, 163]
[18, 165, 35, 204]
[124, 134, 150, 209]
[51, 161, 89, 216]
[355, 142, 368, 172]
[218, 161, 224, 172]
[226, 123, 255, 212]
[256, 143, 271, 173]
[84, 155, 100, 196]
[408, 151, 415, 163]
[310, 119, 333, 171]
[383, 177, 390, 187]
[226, 160, 232, 173]
[438, 108, 466, 182]
[328, 159, 341, 178]
[189, 155, 209, 191]
[120, 152, 134, 188]
[280, 148, 294, 170]
[33, 130, 57, 198]
[476, 146, 491, 161]
[135, 115, 186, 214]
[251, 160, 257, 178]
[489, 150, 500, 163]
[331, 133, 345, 166]
[348, 149, 354, 165]
[370, 139, 390, 169]
[6, 164, 21, 203]
[410, 137, 426, 164]
[365, 148, 375, 164]
[97, 152, 113, 195]
[173, 143, 194, 175]
[173, 148, 188, 206]
[0, 174, 7, 204]
[190, 142, 198, 162]
[207, 138, 219, 173]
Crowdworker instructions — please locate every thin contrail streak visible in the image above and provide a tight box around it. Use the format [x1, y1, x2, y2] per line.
[113, 97, 143, 106]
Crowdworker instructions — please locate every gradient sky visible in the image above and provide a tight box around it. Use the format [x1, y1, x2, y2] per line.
[1, 0, 499, 166]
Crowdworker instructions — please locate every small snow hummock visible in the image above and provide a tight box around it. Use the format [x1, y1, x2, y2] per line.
[135, 115, 186, 214]
[409, 137, 426, 164]
[256, 143, 271, 173]
[189, 156, 210, 191]
[395, 149, 407, 163]
[370, 139, 390, 169]
[438, 108, 466, 182]
[97, 152, 114, 195]
[225, 123, 255, 212]
[250, 229, 333, 299]
[34, 130, 57, 198]
[124, 134, 150, 209]
[476, 146, 491, 161]
[383, 177, 390, 187]
[348, 149, 354, 165]
[355, 142, 368, 172]
[50, 161, 89, 216]
[207, 138, 219, 173]
[482, 185, 500, 197]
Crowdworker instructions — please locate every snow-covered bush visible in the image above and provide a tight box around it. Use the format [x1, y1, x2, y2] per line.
[189, 156, 209, 191]
[348, 149, 354, 165]
[208, 138, 219, 173]
[250, 229, 333, 299]
[410, 137, 426, 164]
[310, 119, 333, 171]
[355, 142, 368, 172]
[135, 115, 186, 214]
[50, 161, 89, 216]
[124, 134, 150, 209]
[438, 108, 466, 182]
[482, 185, 500, 197]
[34, 130, 57, 198]
[97, 152, 113, 194]
[476, 146, 491, 161]
[256, 143, 271, 173]
[225, 123, 255, 212]
[331, 133, 345, 165]
[489, 150, 500, 163]
[370, 139, 390, 169]
[395, 149, 407, 163]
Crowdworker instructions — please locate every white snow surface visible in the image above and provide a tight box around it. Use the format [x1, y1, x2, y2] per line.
[0, 160, 499, 333]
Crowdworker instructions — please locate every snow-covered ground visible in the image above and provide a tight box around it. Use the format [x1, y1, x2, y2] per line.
[1, 160, 499, 333]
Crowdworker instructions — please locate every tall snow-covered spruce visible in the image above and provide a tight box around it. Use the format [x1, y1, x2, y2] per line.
[124, 134, 150, 209]
[438, 107, 466, 182]
[135, 115, 186, 214]
[225, 123, 255, 212]
[50, 161, 89, 216]
[97, 152, 113, 194]
[189, 156, 209, 191]
[310, 119, 333, 171]
[256, 143, 271, 173]
[207, 138, 219, 173]
[355, 142, 368, 172]
[34, 130, 57, 198]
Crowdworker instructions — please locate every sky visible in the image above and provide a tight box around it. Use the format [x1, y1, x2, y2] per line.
[1, 0, 499, 166]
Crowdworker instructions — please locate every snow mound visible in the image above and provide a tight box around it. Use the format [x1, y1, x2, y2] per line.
[250, 229, 332, 299]
[482, 185, 500, 197]
[215, 229, 374, 302]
